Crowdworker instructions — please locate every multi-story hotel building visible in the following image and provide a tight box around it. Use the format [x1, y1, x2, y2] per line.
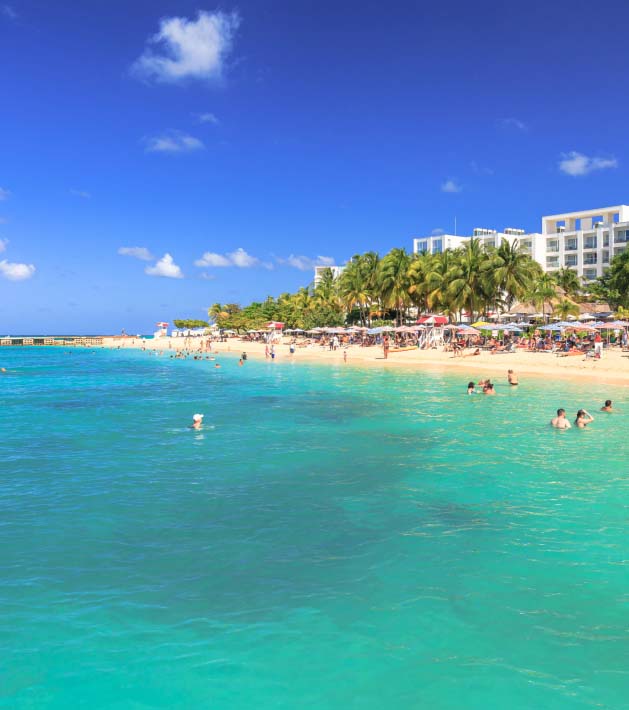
[412, 204, 629, 281]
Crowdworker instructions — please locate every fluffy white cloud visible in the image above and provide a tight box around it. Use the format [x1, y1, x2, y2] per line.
[132, 10, 240, 84]
[280, 255, 335, 271]
[195, 251, 231, 267]
[70, 188, 91, 199]
[498, 117, 527, 131]
[144, 131, 205, 154]
[197, 112, 219, 124]
[118, 246, 154, 261]
[0, 187, 10, 200]
[229, 247, 259, 268]
[0, 259, 35, 281]
[0, 237, 7, 253]
[441, 179, 461, 193]
[558, 151, 618, 177]
[145, 253, 184, 278]
[194, 248, 263, 268]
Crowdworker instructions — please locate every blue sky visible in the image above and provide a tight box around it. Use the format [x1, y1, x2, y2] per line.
[1, 0, 628, 333]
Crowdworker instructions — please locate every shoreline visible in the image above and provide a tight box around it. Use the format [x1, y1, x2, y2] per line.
[100, 336, 629, 387]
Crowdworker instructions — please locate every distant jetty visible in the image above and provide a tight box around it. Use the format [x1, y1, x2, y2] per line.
[1, 336, 105, 346]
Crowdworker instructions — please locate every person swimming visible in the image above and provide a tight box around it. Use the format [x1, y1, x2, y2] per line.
[575, 409, 594, 428]
[483, 383, 496, 395]
[551, 408, 571, 429]
[601, 399, 613, 412]
[191, 413, 204, 430]
[467, 381, 476, 394]
[507, 369, 519, 385]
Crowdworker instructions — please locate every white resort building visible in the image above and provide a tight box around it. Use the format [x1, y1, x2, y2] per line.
[412, 204, 629, 282]
[314, 264, 345, 285]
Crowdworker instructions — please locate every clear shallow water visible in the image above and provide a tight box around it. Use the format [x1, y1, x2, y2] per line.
[1, 347, 628, 709]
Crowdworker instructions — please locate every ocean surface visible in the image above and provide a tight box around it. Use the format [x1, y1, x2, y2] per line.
[1, 346, 628, 709]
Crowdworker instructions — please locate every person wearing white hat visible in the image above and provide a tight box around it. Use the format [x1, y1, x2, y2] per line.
[191, 413, 204, 430]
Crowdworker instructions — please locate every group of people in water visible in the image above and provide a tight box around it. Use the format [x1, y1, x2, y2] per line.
[551, 400, 613, 429]
[466, 368, 614, 429]
[466, 369, 518, 395]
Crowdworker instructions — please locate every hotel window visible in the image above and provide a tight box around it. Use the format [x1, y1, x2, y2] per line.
[584, 236, 597, 249]
[614, 230, 629, 244]
[417, 240, 428, 253]
[520, 240, 532, 252]
[564, 254, 578, 267]
[565, 238, 578, 251]
[602, 250, 610, 264]
[546, 256, 559, 268]
[584, 253, 597, 265]
[603, 232, 610, 247]
[583, 268, 597, 281]
[547, 240, 560, 253]
[432, 239, 443, 254]
[614, 246, 626, 256]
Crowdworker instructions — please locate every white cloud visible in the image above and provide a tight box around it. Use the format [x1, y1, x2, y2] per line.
[195, 251, 231, 267]
[431, 228, 445, 236]
[278, 255, 335, 271]
[144, 130, 205, 154]
[70, 188, 91, 199]
[0, 238, 7, 252]
[1, 5, 17, 20]
[0, 259, 35, 281]
[132, 10, 240, 84]
[118, 246, 154, 261]
[498, 117, 527, 131]
[441, 179, 462, 193]
[558, 151, 618, 177]
[145, 253, 184, 278]
[197, 112, 219, 124]
[229, 247, 259, 268]
[0, 187, 11, 201]
[470, 161, 494, 176]
[194, 247, 263, 268]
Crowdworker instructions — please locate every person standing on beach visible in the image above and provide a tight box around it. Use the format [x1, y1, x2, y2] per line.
[383, 335, 390, 360]
[265, 344, 269, 359]
[594, 332, 603, 358]
[551, 409, 571, 429]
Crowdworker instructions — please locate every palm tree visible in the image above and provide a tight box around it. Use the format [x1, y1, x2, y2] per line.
[445, 239, 487, 322]
[491, 239, 541, 311]
[528, 273, 556, 323]
[553, 298, 580, 321]
[338, 257, 371, 325]
[379, 248, 411, 325]
[552, 267, 581, 298]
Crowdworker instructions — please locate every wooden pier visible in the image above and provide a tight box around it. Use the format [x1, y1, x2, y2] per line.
[0, 337, 104, 347]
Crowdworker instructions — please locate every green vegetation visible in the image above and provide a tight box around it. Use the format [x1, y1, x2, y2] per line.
[203, 238, 624, 332]
[173, 319, 209, 329]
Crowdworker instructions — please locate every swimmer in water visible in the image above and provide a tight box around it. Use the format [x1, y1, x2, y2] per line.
[467, 381, 476, 394]
[601, 399, 613, 412]
[507, 369, 519, 385]
[238, 359, 243, 366]
[575, 409, 594, 428]
[550, 408, 571, 429]
[215, 363, 221, 368]
[191, 413, 204, 430]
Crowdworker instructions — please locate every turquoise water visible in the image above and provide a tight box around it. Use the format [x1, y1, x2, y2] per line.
[1, 347, 628, 709]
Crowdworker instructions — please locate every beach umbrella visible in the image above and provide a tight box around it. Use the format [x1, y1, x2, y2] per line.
[418, 315, 448, 325]
[540, 324, 562, 331]
[471, 321, 493, 329]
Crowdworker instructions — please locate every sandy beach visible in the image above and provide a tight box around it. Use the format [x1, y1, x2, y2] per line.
[101, 335, 629, 387]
